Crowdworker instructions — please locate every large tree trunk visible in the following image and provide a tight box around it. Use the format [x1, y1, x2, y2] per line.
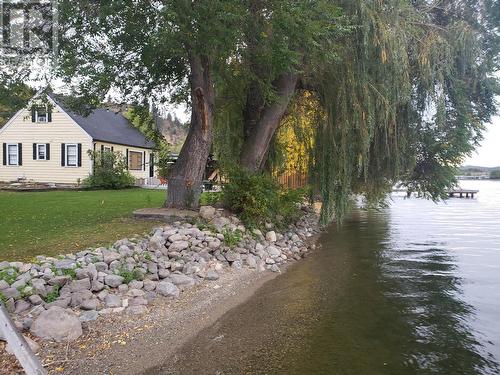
[165, 53, 214, 209]
[240, 73, 299, 172]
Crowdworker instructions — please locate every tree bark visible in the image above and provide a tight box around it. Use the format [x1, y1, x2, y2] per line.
[240, 73, 299, 172]
[165, 52, 214, 209]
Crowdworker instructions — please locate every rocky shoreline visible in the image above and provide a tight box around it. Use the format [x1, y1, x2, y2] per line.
[0, 205, 320, 373]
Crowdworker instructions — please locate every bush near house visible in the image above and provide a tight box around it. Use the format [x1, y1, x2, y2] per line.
[83, 150, 135, 189]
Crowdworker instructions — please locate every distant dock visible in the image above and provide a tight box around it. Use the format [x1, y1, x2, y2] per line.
[448, 189, 478, 198]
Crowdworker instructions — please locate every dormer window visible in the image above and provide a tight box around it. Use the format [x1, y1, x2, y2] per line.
[31, 105, 52, 123]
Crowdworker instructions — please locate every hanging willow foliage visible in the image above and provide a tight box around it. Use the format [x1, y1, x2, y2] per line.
[311, 0, 498, 224]
[211, 0, 498, 224]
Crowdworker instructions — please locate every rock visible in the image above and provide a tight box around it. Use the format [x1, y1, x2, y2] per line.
[79, 310, 99, 323]
[11, 279, 27, 290]
[245, 255, 257, 269]
[80, 298, 100, 311]
[48, 276, 72, 287]
[127, 288, 145, 297]
[70, 290, 93, 307]
[211, 216, 231, 229]
[266, 246, 281, 258]
[148, 236, 166, 251]
[205, 270, 219, 281]
[15, 300, 32, 314]
[31, 279, 47, 297]
[0, 261, 10, 270]
[91, 280, 105, 292]
[102, 249, 121, 264]
[168, 233, 184, 242]
[126, 305, 148, 315]
[104, 274, 124, 288]
[1, 287, 20, 300]
[54, 258, 76, 270]
[128, 280, 143, 289]
[199, 206, 216, 220]
[45, 296, 71, 309]
[69, 278, 91, 292]
[265, 231, 277, 242]
[118, 284, 128, 293]
[270, 264, 281, 273]
[158, 268, 170, 279]
[6, 335, 40, 355]
[143, 279, 157, 291]
[208, 239, 221, 250]
[129, 296, 148, 306]
[28, 294, 43, 305]
[224, 250, 239, 262]
[0, 280, 9, 290]
[156, 281, 179, 298]
[169, 273, 195, 287]
[104, 294, 122, 308]
[31, 307, 82, 342]
[5, 298, 15, 313]
[169, 240, 189, 252]
[265, 258, 275, 264]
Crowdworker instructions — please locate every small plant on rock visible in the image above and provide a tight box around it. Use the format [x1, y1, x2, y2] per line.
[44, 285, 60, 303]
[117, 266, 143, 284]
[222, 228, 242, 248]
[0, 267, 19, 285]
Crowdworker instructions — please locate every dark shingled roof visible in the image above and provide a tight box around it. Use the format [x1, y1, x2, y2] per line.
[49, 94, 155, 149]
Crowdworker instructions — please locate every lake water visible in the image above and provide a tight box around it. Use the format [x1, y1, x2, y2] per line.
[157, 180, 500, 375]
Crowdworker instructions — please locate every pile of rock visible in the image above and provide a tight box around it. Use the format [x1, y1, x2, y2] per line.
[0, 206, 319, 343]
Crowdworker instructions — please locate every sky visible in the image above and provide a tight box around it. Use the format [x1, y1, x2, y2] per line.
[464, 114, 500, 167]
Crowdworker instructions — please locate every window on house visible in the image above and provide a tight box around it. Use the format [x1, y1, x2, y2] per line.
[129, 151, 143, 170]
[35, 108, 48, 122]
[104, 146, 112, 152]
[37, 144, 46, 160]
[7, 144, 18, 165]
[66, 144, 78, 167]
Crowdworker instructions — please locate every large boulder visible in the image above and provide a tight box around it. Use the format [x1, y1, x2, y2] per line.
[156, 281, 179, 298]
[104, 274, 124, 288]
[31, 307, 82, 342]
[199, 206, 216, 220]
[169, 273, 195, 288]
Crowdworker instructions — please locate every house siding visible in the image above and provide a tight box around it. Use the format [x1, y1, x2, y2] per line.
[0, 106, 93, 184]
[94, 141, 154, 180]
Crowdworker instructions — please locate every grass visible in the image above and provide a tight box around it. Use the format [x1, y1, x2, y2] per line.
[0, 188, 166, 261]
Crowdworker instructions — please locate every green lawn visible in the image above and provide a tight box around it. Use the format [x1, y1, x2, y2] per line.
[0, 189, 167, 261]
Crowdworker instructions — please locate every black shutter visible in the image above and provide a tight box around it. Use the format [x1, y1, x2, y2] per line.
[77, 143, 82, 167]
[149, 153, 154, 178]
[33, 143, 37, 160]
[143, 151, 146, 171]
[126, 148, 129, 169]
[61, 143, 66, 166]
[100, 144, 104, 165]
[18, 143, 22, 165]
[31, 108, 36, 122]
[47, 109, 52, 122]
[100, 144, 104, 153]
[111, 146, 114, 152]
[46, 143, 50, 160]
[2, 143, 6, 165]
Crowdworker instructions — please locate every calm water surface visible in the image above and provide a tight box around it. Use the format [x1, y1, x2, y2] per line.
[154, 180, 500, 375]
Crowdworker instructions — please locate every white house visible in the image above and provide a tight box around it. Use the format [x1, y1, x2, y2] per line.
[0, 93, 156, 185]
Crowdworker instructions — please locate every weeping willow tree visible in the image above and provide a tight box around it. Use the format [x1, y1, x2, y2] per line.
[213, 0, 499, 224]
[312, 0, 499, 223]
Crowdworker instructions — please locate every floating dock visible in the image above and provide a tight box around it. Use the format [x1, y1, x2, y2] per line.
[448, 189, 478, 198]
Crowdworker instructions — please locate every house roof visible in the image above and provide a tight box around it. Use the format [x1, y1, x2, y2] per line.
[48, 93, 155, 149]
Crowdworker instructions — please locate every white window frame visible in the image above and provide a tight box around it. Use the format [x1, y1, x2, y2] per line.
[6, 143, 19, 166]
[128, 150, 143, 171]
[35, 106, 49, 123]
[65, 143, 78, 167]
[36, 143, 47, 160]
[103, 146, 112, 152]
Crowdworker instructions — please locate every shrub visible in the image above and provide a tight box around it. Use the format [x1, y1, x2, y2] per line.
[200, 191, 223, 206]
[83, 150, 135, 189]
[221, 166, 308, 228]
[222, 228, 242, 247]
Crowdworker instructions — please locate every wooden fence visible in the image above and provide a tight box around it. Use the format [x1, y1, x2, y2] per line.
[277, 171, 308, 189]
